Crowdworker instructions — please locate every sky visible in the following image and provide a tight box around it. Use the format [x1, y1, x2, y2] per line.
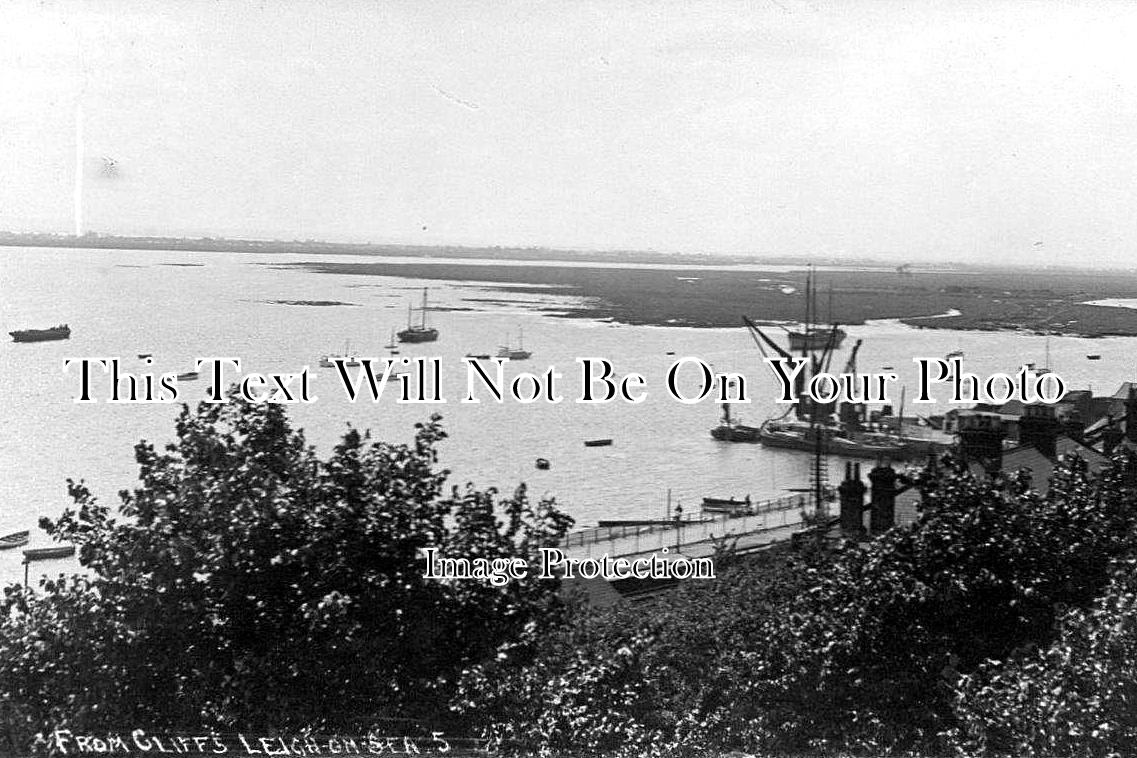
[2, 0, 1137, 266]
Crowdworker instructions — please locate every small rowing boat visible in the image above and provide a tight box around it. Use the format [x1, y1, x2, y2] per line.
[701, 497, 752, 514]
[584, 438, 613, 447]
[23, 545, 76, 561]
[0, 530, 30, 550]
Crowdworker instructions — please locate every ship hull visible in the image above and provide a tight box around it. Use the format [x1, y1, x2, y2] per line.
[787, 328, 846, 351]
[710, 423, 763, 442]
[758, 424, 911, 460]
[10, 327, 70, 342]
[398, 328, 438, 343]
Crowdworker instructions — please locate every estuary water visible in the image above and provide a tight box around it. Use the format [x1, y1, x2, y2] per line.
[2, 246, 1134, 585]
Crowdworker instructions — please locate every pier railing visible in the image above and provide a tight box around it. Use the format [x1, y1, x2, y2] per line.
[561, 493, 809, 559]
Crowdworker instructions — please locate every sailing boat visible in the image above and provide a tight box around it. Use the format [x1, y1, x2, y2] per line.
[1036, 336, 1052, 375]
[784, 267, 846, 351]
[496, 328, 532, 360]
[1026, 336, 1053, 375]
[742, 317, 913, 459]
[320, 341, 361, 368]
[397, 288, 439, 343]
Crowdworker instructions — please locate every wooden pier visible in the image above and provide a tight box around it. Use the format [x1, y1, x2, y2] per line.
[561, 493, 811, 563]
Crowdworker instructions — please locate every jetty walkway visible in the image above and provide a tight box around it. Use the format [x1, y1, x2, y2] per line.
[561, 493, 809, 563]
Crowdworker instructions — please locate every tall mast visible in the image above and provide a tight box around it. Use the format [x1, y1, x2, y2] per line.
[804, 265, 813, 337]
[897, 385, 906, 435]
[420, 288, 428, 329]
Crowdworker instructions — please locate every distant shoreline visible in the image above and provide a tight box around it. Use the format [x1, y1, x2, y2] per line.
[285, 259, 1137, 338]
[0, 232, 860, 268]
[8, 234, 1137, 336]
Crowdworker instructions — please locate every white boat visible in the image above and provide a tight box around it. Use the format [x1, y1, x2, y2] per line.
[320, 341, 362, 369]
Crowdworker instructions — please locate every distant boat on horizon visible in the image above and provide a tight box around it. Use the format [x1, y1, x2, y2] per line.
[9, 324, 70, 343]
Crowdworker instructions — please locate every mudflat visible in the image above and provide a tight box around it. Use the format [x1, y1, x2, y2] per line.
[290, 259, 1137, 337]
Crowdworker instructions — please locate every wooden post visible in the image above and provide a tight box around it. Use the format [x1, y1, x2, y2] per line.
[674, 503, 683, 551]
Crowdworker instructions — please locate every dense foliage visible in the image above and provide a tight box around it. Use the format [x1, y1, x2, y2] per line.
[953, 558, 1137, 757]
[0, 396, 572, 745]
[6, 392, 1137, 758]
[457, 453, 1137, 757]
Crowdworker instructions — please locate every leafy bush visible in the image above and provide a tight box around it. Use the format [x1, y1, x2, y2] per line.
[458, 453, 1137, 756]
[0, 396, 571, 745]
[952, 558, 1137, 757]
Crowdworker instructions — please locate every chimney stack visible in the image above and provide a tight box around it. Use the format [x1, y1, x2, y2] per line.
[958, 411, 1005, 475]
[869, 463, 898, 534]
[838, 462, 867, 537]
[1018, 403, 1060, 459]
[1060, 409, 1085, 443]
[1101, 415, 1123, 454]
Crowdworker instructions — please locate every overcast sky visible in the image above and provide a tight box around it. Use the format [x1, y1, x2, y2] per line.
[3, 0, 1136, 265]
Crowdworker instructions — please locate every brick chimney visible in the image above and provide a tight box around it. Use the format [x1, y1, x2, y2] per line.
[958, 411, 1005, 475]
[1101, 415, 1123, 454]
[869, 463, 898, 534]
[1060, 409, 1085, 443]
[838, 462, 867, 537]
[1018, 403, 1060, 459]
[839, 402, 863, 432]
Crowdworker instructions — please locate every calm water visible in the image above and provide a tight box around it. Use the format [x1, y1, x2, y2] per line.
[2, 247, 1134, 585]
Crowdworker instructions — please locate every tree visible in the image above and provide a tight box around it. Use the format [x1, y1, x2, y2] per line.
[952, 558, 1137, 757]
[457, 453, 1137, 756]
[0, 394, 572, 745]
